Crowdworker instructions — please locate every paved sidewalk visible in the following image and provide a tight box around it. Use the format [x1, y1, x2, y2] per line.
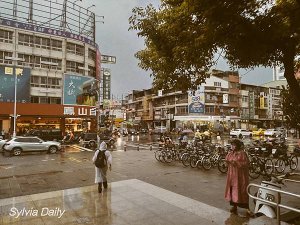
[0, 179, 287, 225]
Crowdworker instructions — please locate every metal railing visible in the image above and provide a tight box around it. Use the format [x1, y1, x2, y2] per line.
[247, 183, 300, 225]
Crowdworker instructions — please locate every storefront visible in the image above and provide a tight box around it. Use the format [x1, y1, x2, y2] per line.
[173, 115, 240, 132]
[0, 102, 97, 135]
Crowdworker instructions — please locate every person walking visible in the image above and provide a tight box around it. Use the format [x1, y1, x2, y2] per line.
[225, 139, 251, 216]
[92, 141, 112, 193]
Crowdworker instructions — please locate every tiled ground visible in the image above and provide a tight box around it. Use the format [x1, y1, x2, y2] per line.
[0, 179, 283, 225]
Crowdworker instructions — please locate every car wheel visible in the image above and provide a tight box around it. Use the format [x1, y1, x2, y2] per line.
[89, 141, 96, 148]
[48, 146, 58, 154]
[13, 148, 22, 156]
[239, 134, 243, 139]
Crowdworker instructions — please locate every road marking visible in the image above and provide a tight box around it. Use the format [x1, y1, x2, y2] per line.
[71, 145, 94, 152]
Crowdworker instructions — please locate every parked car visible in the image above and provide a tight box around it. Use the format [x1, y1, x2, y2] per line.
[128, 128, 139, 135]
[81, 132, 116, 148]
[264, 129, 282, 137]
[2, 136, 61, 156]
[0, 139, 7, 152]
[230, 129, 252, 138]
[140, 128, 148, 134]
[24, 129, 63, 141]
[252, 128, 266, 136]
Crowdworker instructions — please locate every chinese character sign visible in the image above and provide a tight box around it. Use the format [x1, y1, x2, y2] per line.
[0, 66, 30, 103]
[63, 74, 96, 106]
[188, 86, 205, 114]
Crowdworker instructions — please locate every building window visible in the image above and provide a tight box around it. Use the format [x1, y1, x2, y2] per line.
[31, 96, 39, 103]
[242, 96, 248, 103]
[30, 76, 61, 89]
[0, 29, 13, 43]
[88, 65, 96, 77]
[51, 39, 62, 51]
[176, 106, 188, 115]
[30, 96, 61, 104]
[18, 33, 34, 46]
[88, 48, 96, 60]
[66, 61, 84, 74]
[0, 51, 13, 64]
[214, 82, 221, 87]
[205, 106, 214, 114]
[67, 42, 84, 56]
[17, 54, 62, 70]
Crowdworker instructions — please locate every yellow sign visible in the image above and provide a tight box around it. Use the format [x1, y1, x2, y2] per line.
[4, 67, 23, 76]
[16, 68, 23, 76]
[260, 97, 264, 109]
[5, 67, 13, 75]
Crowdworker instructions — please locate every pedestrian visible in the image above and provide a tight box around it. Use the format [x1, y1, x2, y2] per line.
[92, 141, 112, 193]
[225, 139, 252, 216]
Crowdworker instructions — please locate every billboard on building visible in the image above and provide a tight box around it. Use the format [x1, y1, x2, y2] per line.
[0, 65, 30, 103]
[63, 74, 96, 106]
[188, 86, 205, 114]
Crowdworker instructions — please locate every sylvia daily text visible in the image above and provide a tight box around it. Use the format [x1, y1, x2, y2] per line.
[9, 207, 65, 219]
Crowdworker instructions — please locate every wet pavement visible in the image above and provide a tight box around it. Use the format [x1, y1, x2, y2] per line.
[0, 135, 299, 224]
[0, 179, 290, 225]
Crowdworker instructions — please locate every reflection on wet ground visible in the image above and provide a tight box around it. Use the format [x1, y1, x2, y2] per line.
[0, 179, 283, 225]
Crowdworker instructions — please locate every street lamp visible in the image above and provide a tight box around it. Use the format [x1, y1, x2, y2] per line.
[5, 56, 24, 137]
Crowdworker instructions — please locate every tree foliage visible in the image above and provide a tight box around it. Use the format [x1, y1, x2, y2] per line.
[281, 83, 300, 129]
[129, 0, 300, 101]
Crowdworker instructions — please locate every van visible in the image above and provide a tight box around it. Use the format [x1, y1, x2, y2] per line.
[24, 129, 63, 141]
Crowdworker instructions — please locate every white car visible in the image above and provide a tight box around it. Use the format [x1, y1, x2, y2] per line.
[264, 129, 281, 137]
[230, 129, 252, 138]
[3, 136, 61, 156]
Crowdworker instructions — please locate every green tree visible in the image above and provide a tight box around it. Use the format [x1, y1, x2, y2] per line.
[281, 83, 300, 135]
[129, 0, 300, 102]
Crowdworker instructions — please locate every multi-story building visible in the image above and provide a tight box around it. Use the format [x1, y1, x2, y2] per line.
[124, 70, 285, 132]
[0, 0, 102, 135]
[124, 70, 243, 131]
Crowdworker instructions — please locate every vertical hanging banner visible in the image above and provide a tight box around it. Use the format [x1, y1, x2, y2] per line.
[188, 86, 205, 114]
[95, 45, 101, 81]
[0, 65, 30, 103]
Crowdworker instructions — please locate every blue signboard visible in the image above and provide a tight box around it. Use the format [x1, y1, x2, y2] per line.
[0, 65, 30, 103]
[188, 86, 205, 114]
[63, 74, 96, 106]
[0, 18, 97, 47]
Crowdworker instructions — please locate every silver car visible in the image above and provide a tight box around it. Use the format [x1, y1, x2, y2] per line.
[3, 136, 61, 156]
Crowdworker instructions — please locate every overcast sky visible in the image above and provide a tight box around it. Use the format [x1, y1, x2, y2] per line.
[85, 0, 273, 98]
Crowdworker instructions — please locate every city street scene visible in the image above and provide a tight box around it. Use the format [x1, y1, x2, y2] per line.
[0, 0, 300, 225]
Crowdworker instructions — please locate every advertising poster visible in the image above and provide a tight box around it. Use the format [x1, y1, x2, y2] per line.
[63, 74, 96, 106]
[0, 65, 30, 103]
[188, 86, 205, 114]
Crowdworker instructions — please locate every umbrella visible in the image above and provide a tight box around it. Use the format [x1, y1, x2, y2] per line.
[181, 129, 194, 134]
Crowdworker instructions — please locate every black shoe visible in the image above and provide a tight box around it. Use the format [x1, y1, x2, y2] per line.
[103, 182, 108, 189]
[98, 183, 102, 193]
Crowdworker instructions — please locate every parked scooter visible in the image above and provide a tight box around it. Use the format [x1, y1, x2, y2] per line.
[253, 174, 290, 218]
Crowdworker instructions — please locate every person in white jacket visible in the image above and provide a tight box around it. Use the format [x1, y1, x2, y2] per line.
[92, 141, 112, 193]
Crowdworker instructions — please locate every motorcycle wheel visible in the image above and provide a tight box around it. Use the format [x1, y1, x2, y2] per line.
[163, 151, 173, 163]
[290, 156, 298, 171]
[249, 160, 260, 179]
[264, 158, 274, 175]
[217, 159, 228, 174]
[190, 156, 198, 168]
[202, 157, 212, 170]
[154, 150, 161, 162]
[181, 154, 190, 167]
[274, 158, 285, 174]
